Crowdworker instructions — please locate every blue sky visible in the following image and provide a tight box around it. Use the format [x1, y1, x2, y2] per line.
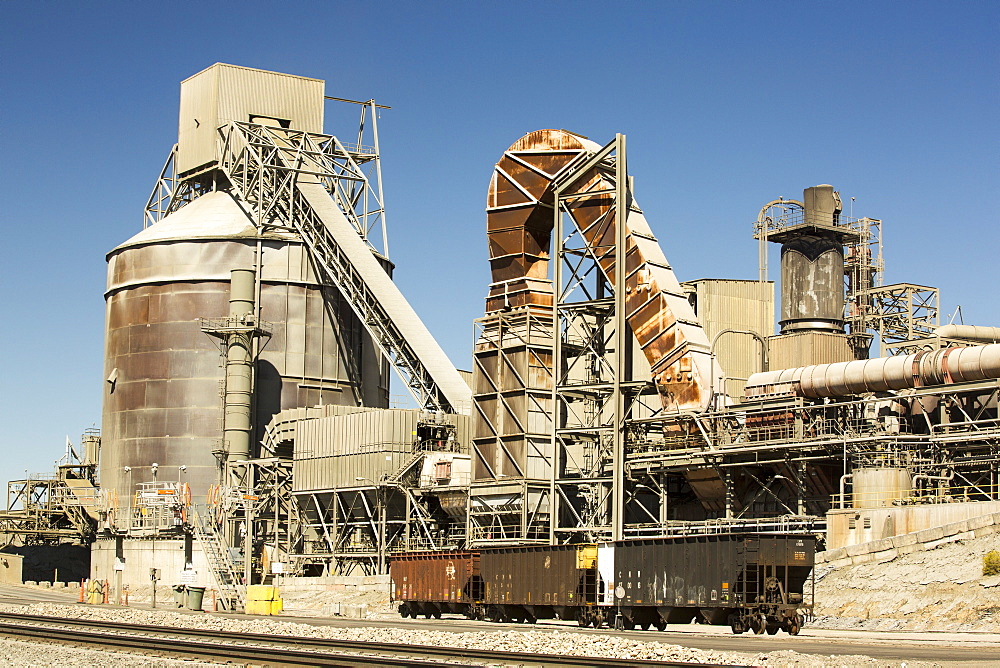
[1, 1, 997, 485]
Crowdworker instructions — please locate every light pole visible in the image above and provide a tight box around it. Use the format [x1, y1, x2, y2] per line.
[356, 477, 386, 574]
[123, 466, 133, 532]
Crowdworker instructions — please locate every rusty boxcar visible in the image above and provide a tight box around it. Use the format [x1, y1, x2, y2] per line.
[390, 551, 480, 618]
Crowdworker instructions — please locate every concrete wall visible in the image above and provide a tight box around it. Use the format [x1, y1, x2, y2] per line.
[827, 501, 1000, 550]
[0, 552, 23, 584]
[273, 574, 390, 594]
[91, 537, 220, 607]
[818, 511, 1000, 568]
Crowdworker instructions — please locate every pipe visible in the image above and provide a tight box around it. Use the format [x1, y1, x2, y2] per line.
[838, 473, 853, 509]
[911, 470, 955, 492]
[934, 325, 1000, 343]
[745, 343, 1000, 398]
[224, 269, 256, 467]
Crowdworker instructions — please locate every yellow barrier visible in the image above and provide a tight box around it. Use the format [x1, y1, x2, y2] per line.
[245, 585, 282, 615]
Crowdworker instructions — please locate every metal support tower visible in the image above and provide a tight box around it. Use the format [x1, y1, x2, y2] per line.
[550, 135, 631, 543]
[866, 283, 940, 355]
[468, 306, 554, 546]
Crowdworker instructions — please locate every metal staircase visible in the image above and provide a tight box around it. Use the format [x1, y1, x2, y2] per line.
[191, 506, 244, 611]
[387, 451, 426, 486]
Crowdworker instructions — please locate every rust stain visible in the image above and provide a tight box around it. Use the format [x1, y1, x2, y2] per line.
[484, 129, 712, 411]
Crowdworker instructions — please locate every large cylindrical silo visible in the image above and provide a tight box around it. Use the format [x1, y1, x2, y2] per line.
[101, 190, 388, 500]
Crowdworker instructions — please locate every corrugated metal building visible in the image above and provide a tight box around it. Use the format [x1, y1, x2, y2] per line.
[683, 279, 774, 399]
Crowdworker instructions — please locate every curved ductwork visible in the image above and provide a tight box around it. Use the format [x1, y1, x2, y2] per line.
[745, 343, 1000, 398]
[486, 129, 722, 411]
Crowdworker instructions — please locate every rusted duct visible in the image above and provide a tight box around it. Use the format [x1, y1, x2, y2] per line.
[745, 343, 1000, 398]
[486, 129, 722, 411]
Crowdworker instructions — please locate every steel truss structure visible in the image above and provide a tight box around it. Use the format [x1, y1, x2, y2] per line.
[143, 104, 468, 414]
[865, 283, 940, 355]
[212, 120, 467, 413]
[0, 465, 98, 545]
[293, 431, 468, 576]
[623, 378, 999, 535]
[468, 307, 555, 546]
[224, 458, 299, 581]
[550, 135, 634, 543]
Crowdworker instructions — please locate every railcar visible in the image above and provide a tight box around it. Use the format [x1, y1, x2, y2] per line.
[390, 550, 480, 619]
[602, 533, 814, 634]
[390, 533, 815, 635]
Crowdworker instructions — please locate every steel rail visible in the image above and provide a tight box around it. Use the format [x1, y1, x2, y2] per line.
[0, 613, 739, 668]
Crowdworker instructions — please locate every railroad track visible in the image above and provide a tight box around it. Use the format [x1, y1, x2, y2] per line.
[0, 612, 743, 667]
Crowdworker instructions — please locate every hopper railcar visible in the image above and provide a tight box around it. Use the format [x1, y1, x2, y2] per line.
[391, 551, 481, 619]
[390, 533, 815, 634]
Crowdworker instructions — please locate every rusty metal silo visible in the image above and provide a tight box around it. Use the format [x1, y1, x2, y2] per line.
[102, 190, 387, 501]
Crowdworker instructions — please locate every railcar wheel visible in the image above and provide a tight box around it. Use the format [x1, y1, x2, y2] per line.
[433, 610, 442, 619]
[766, 623, 779, 635]
[728, 613, 745, 634]
[654, 618, 667, 632]
[576, 610, 589, 627]
[749, 614, 766, 635]
[787, 614, 802, 636]
[397, 603, 409, 618]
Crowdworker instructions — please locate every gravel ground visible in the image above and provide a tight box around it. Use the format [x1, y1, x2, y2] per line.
[0, 635, 225, 667]
[0, 601, 944, 667]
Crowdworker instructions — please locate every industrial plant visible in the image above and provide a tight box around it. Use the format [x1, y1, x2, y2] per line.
[2, 63, 998, 617]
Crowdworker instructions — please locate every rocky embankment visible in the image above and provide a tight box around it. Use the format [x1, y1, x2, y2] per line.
[813, 532, 1000, 632]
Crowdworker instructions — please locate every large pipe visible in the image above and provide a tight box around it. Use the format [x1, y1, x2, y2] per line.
[745, 343, 1000, 398]
[224, 268, 256, 466]
[934, 325, 1000, 343]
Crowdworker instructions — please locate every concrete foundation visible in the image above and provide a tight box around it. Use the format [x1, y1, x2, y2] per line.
[91, 536, 220, 606]
[826, 500, 1000, 549]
